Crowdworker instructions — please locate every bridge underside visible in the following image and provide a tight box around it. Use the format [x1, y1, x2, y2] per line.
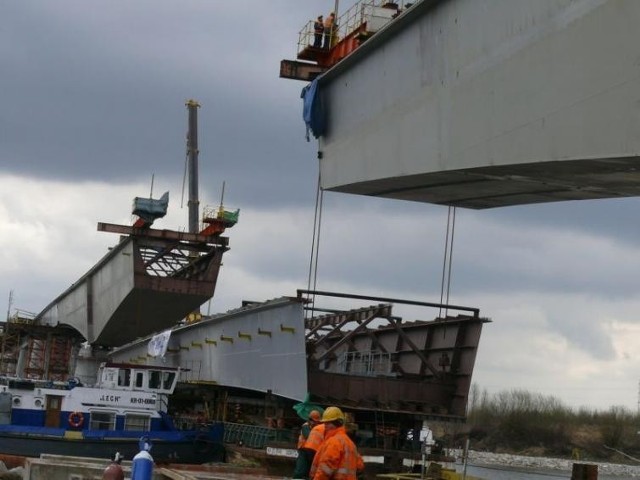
[317, 0, 640, 209]
[333, 156, 640, 209]
[37, 223, 229, 347]
[94, 286, 213, 347]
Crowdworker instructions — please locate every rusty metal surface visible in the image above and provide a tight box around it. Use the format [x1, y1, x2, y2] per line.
[302, 291, 489, 419]
[36, 225, 229, 346]
[97, 222, 229, 245]
[279, 59, 327, 82]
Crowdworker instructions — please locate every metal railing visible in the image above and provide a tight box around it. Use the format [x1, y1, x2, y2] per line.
[223, 422, 294, 449]
[296, 1, 422, 57]
[337, 350, 394, 376]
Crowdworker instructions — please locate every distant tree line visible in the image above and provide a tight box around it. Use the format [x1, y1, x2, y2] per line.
[449, 384, 640, 462]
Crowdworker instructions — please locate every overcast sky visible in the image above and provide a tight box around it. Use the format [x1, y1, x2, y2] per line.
[2, 1, 640, 412]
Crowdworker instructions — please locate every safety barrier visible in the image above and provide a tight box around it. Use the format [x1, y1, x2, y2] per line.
[223, 422, 293, 449]
[296, 0, 419, 56]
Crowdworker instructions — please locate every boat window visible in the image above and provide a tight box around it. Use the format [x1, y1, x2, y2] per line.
[124, 414, 150, 431]
[135, 372, 144, 388]
[90, 411, 116, 430]
[148, 371, 161, 389]
[118, 369, 131, 388]
[162, 371, 175, 390]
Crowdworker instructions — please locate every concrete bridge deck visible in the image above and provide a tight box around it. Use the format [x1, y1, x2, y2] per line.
[315, 0, 640, 208]
[35, 224, 229, 347]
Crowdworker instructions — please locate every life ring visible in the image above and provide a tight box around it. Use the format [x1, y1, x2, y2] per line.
[68, 411, 84, 428]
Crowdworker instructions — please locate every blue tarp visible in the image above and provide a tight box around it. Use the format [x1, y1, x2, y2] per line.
[301, 77, 326, 141]
[132, 191, 169, 223]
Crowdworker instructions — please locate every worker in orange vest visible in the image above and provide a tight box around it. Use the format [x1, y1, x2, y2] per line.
[322, 12, 336, 49]
[293, 409, 323, 479]
[309, 406, 364, 480]
[294, 417, 327, 479]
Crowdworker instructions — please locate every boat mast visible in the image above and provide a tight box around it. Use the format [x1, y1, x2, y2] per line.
[186, 99, 200, 234]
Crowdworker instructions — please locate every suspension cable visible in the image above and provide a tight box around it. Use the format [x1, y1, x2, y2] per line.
[439, 206, 456, 318]
[310, 188, 324, 318]
[306, 173, 324, 319]
[306, 173, 321, 294]
[445, 207, 456, 308]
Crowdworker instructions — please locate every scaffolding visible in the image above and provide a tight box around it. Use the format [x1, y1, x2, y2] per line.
[0, 324, 20, 377]
[0, 310, 37, 377]
[48, 336, 73, 381]
[24, 336, 47, 379]
[0, 311, 80, 380]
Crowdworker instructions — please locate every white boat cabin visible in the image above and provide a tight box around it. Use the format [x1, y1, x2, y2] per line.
[0, 363, 181, 431]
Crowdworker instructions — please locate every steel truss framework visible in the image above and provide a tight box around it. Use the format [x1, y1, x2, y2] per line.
[32, 223, 231, 347]
[300, 290, 490, 420]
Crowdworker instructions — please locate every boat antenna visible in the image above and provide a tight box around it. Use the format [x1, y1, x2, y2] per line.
[149, 173, 155, 198]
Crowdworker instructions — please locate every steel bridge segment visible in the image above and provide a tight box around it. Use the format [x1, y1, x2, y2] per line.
[108, 292, 488, 420]
[307, 314, 489, 418]
[35, 225, 229, 347]
[108, 297, 308, 402]
[317, 0, 640, 208]
[299, 290, 490, 419]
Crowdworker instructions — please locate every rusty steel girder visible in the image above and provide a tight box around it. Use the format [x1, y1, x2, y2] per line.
[300, 290, 490, 420]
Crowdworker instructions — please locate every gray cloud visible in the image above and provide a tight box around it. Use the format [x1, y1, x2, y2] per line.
[1, 1, 325, 206]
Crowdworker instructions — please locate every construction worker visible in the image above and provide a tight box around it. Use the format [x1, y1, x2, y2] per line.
[309, 406, 364, 480]
[293, 410, 322, 479]
[294, 414, 327, 479]
[322, 12, 336, 49]
[313, 15, 324, 48]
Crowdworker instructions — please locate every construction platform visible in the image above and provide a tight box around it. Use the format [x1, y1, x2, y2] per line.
[20, 454, 280, 480]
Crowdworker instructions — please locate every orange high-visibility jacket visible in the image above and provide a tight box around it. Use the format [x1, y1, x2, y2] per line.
[303, 423, 326, 452]
[310, 426, 364, 480]
[323, 15, 334, 30]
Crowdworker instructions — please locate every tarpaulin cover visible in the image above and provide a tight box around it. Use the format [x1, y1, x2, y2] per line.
[301, 77, 326, 141]
[221, 208, 240, 226]
[293, 393, 325, 420]
[132, 191, 169, 223]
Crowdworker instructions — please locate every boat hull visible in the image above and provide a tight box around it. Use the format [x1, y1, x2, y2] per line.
[0, 431, 225, 464]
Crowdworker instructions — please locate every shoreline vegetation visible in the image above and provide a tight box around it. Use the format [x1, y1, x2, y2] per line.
[429, 386, 640, 476]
